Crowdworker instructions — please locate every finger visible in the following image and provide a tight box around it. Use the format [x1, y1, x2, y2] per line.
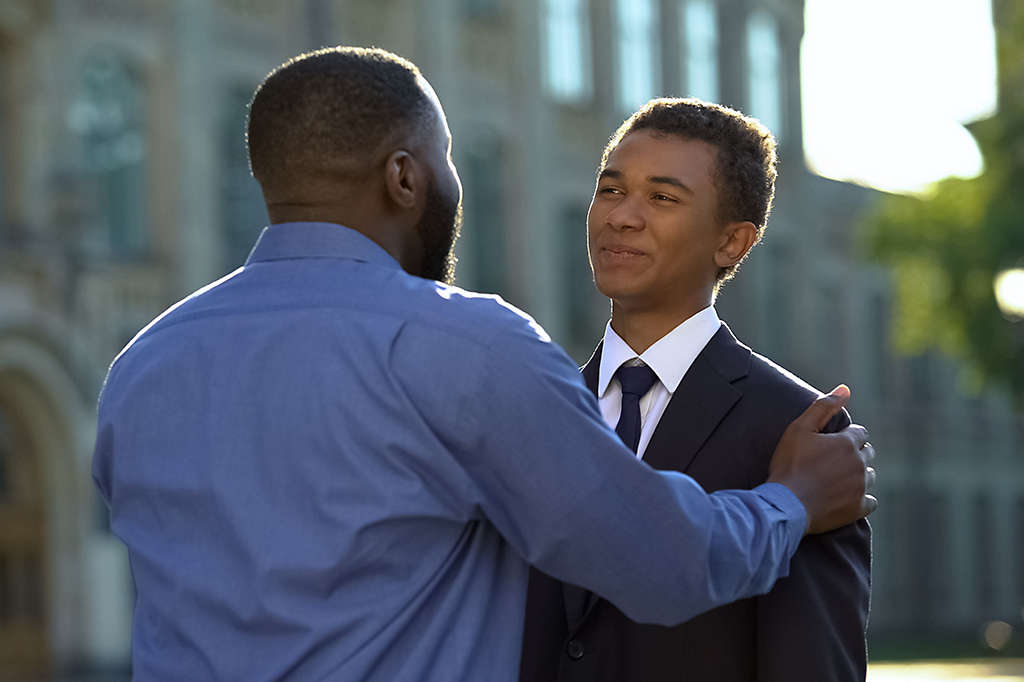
[793, 385, 851, 432]
[860, 442, 875, 466]
[841, 424, 869, 451]
[861, 494, 878, 516]
[865, 467, 876, 492]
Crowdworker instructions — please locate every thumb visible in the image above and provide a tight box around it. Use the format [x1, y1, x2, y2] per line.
[792, 385, 850, 433]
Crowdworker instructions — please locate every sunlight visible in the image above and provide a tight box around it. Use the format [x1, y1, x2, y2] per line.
[801, 0, 997, 194]
[994, 268, 1024, 318]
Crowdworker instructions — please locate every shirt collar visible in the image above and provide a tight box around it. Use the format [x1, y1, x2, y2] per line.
[597, 306, 722, 397]
[245, 222, 402, 270]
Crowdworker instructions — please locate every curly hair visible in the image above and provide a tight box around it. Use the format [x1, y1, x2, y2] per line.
[601, 98, 778, 285]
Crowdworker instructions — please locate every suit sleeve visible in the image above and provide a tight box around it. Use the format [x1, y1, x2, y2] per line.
[755, 409, 871, 681]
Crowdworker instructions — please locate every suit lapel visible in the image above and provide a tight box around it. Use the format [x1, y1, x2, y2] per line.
[641, 325, 749, 473]
[570, 324, 752, 632]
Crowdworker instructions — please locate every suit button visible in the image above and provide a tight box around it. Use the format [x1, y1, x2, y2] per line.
[566, 639, 584, 660]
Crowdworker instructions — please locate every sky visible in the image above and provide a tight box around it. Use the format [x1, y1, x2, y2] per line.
[801, 0, 998, 195]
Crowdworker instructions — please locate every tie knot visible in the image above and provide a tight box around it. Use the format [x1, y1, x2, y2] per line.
[616, 363, 658, 397]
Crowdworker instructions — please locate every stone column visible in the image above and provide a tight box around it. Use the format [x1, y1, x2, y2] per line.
[173, 0, 222, 296]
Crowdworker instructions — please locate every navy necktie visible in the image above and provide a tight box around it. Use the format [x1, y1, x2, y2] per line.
[614, 364, 659, 453]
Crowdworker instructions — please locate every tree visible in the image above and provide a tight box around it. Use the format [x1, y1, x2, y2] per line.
[863, 0, 1024, 400]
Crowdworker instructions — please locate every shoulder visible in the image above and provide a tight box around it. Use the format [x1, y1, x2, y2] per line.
[745, 352, 822, 406]
[383, 279, 558, 373]
[736, 350, 850, 432]
[386, 277, 577, 386]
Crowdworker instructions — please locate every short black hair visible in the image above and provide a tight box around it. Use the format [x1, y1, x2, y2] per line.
[602, 98, 778, 286]
[247, 46, 434, 191]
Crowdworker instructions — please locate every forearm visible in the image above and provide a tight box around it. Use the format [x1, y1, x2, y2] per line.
[523, 468, 807, 627]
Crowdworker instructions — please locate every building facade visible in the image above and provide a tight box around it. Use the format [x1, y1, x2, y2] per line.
[0, 0, 1019, 675]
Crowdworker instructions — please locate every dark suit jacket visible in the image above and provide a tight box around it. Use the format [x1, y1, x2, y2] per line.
[519, 323, 871, 682]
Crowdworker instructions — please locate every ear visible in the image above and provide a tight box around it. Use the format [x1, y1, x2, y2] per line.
[383, 150, 423, 211]
[714, 221, 759, 269]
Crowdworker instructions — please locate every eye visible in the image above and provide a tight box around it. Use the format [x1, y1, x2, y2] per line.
[652, 192, 678, 202]
[597, 186, 623, 196]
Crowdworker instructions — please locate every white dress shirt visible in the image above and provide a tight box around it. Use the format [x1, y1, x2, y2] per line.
[598, 306, 722, 459]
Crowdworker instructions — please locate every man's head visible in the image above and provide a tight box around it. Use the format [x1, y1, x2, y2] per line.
[588, 98, 777, 313]
[247, 47, 462, 284]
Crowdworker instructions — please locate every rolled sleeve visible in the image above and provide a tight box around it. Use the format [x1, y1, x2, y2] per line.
[754, 482, 809, 536]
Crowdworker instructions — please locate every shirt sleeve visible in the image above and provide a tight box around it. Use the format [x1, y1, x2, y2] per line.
[394, 307, 808, 627]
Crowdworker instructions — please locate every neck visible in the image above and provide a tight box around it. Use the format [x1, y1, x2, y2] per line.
[267, 203, 423, 276]
[609, 295, 713, 355]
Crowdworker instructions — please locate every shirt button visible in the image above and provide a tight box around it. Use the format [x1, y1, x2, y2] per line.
[566, 639, 585, 660]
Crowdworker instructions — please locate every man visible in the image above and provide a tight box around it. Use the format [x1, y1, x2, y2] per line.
[92, 49, 875, 681]
[520, 99, 872, 682]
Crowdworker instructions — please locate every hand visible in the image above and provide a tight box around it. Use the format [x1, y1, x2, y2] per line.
[767, 385, 877, 535]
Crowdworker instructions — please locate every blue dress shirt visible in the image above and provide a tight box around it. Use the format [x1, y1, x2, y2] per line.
[92, 222, 807, 681]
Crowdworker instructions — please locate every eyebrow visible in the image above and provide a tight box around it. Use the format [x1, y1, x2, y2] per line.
[598, 168, 694, 194]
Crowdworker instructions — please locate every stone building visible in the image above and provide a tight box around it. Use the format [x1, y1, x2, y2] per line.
[0, 0, 1019, 676]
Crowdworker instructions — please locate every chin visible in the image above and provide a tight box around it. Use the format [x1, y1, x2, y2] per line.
[594, 273, 641, 301]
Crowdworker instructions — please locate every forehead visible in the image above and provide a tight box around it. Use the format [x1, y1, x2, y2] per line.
[603, 131, 718, 187]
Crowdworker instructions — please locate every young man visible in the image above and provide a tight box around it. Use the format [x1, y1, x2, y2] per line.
[520, 99, 872, 682]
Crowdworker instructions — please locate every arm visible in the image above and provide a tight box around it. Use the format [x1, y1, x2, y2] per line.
[393, 312, 812, 626]
[756, 410, 872, 682]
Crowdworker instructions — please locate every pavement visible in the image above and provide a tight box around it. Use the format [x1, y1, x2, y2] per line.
[869, 659, 1024, 681]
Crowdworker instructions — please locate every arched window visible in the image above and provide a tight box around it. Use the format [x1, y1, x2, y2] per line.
[746, 10, 783, 138]
[67, 51, 148, 257]
[0, 403, 46, 672]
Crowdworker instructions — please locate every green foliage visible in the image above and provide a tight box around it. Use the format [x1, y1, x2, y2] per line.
[862, 0, 1024, 400]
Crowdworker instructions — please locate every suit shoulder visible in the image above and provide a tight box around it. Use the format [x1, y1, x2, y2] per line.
[739, 351, 827, 417]
[745, 352, 823, 402]
[741, 351, 850, 431]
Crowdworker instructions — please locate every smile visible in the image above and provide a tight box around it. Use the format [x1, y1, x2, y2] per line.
[600, 246, 647, 259]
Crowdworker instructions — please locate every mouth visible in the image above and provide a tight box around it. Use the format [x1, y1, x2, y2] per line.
[598, 245, 647, 261]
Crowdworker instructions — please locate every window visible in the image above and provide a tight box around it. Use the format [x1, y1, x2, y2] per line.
[615, 0, 660, 111]
[464, 0, 502, 20]
[868, 292, 890, 398]
[0, 411, 10, 503]
[974, 493, 994, 615]
[462, 135, 506, 294]
[746, 10, 783, 138]
[915, 490, 953, 622]
[681, 0, 718, 102]
[220, 85, 268, 270]
[542, 0, 592, 102]
[559, 203, 604, 356]
[1016, 497, 1024, 614]
[68, 52, 148, 257]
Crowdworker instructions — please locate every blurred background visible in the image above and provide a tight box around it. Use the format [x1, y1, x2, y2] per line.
[0, 0, 1020, 680]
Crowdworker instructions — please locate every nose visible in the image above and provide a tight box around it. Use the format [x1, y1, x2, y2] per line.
[604, 194, 645, 232]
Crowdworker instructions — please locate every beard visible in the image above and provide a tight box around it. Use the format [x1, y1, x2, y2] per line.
[415, 178, 462, 285]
